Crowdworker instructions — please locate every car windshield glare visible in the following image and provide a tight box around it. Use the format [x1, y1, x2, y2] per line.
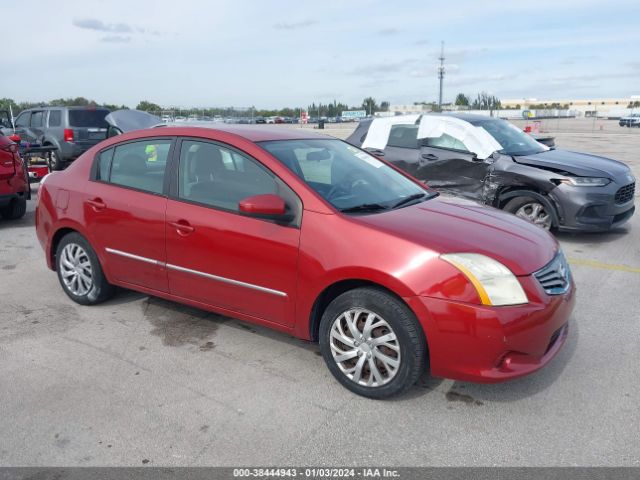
[472, 119, 548, 156]
[260, 139, 430, 212]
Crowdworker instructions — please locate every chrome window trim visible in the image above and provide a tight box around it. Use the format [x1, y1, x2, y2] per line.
[105, 247, 287, 298]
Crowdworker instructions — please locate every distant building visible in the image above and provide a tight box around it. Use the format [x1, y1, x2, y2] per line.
[388, 104, 434, 115]
[502, 96, 640, 117]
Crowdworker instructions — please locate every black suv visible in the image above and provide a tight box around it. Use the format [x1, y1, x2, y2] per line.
[347, 114, 635, 232]
[12, 106, 109, 170]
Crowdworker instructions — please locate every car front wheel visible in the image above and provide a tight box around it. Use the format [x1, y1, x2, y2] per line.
[319, 287, 427, 399]
[504, 196, 555, 230]
[56, 232, 114, 305]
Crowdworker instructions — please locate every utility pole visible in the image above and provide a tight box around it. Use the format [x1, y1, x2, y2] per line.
[438, 41, 445, 110]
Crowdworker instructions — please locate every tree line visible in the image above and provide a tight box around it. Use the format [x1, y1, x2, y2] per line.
[0, 96, 390, 118]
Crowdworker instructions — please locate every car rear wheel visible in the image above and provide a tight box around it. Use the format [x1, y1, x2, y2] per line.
[319, 287, 426, 399]
[56, 232, 114, 305]
[0, 197, 27, 220]
[504, 196, 554, 230]
[48, 149, 63, 171]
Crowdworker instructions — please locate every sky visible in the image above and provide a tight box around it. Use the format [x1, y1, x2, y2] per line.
[3, 0, 640, 109]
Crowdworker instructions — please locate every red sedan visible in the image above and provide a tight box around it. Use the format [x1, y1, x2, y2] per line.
[35, 125, 575, 398]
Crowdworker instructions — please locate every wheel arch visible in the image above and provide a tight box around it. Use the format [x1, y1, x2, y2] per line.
[307, 279, 422, 344]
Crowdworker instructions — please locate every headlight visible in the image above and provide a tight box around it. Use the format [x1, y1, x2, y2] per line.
[440, 253, 528, 306]
[558, 176, 610, 187]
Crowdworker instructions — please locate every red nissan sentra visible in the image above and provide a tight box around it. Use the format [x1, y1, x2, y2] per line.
[35, 125, 575, 398]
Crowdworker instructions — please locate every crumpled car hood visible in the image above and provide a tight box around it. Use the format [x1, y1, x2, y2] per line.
[514, 148, 630, 178]
[105, 110, 161, 133]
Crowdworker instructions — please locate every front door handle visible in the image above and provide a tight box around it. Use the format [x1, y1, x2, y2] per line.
[86, 198, 106, 212]
[169, 220, 195, 236]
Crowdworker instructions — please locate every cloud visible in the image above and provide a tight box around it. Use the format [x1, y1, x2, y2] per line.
[414, 39, 430, 46]
[72, 18, 133, 33]
[273, 19, 317, 30]
[100, 35, 131, 43]
[378, 28, 400, 36]
[349, 59, 420, 77]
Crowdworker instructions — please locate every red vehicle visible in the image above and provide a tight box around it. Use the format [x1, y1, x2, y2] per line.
[35, 125, 575, 398]
[0, 135, 29, 220]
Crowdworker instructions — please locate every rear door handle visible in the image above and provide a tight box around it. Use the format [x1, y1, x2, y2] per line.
[421, 153, 438, 160]
[169, 220, 195, 236]
[86, 198, 106, 211]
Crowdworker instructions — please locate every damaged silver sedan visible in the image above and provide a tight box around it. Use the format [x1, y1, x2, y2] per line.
[347, 114, 635, 232]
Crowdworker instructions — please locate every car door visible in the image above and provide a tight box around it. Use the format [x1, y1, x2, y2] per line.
[378, 124, 423, 179]
[84, 137, 174, 292]
[13, 111, 35, 143]
[417, 133, 490, 200]
[165, 138, 301, 327]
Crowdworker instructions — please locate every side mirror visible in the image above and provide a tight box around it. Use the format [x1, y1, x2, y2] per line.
[9, 134, 21, 143]
[239, 194, 292, 221]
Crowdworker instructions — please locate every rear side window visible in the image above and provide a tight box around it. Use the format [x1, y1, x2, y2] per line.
[48, 110, 62, 127]
[31, 111, 44, 127]
[388, 125, 418, 149]
[100, 140, 171, 194]
[68, 110, 109, 128]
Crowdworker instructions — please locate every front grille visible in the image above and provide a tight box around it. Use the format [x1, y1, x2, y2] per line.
[615, 182, 635, 204]
[534, 251, 571, 295]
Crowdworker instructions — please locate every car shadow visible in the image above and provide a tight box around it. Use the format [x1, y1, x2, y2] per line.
[98, 290, 578, 402]
[555, 226, 630, 245]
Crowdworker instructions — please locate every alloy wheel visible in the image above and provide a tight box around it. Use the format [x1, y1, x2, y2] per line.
[515, 202, 552, 230]
[329, 308, 401, 387]
[59, 243, 93, 296]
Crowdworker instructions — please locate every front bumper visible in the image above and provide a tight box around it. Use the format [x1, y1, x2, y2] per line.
[406, 274, 575, 383]
[551, 181, 635, 232]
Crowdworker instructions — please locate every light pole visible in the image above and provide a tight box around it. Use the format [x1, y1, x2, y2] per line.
[438, 41, 445, 110]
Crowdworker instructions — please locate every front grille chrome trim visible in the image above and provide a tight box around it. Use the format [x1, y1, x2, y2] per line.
[534, 251, 571, 295]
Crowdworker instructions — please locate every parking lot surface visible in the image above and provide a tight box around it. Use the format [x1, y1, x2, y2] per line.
[0, 119, 638, 466]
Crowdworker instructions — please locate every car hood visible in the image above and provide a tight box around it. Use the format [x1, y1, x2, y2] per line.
[514, 148, 630, 178]
[353, 195, 557, 276]
[105, 110, 161, 132]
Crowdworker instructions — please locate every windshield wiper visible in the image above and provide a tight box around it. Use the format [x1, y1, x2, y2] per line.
[391, 193, 428, 209]
[339, 203, 389, 213]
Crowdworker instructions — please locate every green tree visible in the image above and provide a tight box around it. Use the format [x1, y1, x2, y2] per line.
[362, 97, 378, 115]
[136, 100, 162, 113]
[472, 92, 501, 111]
[454, 93, 469, 106]
[380, 101, 390, 112]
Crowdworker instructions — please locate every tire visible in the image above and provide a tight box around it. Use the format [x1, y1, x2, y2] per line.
[48, 149, 63, 171]
[504, 195, 555, 230]
[318, 287, 427, 399]
[55, 232, 115, 305]
[0, 197, 27, 220]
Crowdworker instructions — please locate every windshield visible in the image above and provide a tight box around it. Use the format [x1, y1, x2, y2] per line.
[260, 139, 433, 213]
[470, 119, 547, 156]
[68, 109, 109, 128]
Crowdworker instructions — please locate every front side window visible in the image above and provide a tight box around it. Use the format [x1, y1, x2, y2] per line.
[100, 139, 171, 194]
[178, 140, 279, 212]
[261, 139, 432, 212]
[15, 112, 30, 128]
[471, 119, 546, 156]
[424, 133, 469, 152]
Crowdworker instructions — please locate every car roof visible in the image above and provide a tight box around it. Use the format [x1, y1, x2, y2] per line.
[440, 112, 500, 123]
[153, 123, 330, 142]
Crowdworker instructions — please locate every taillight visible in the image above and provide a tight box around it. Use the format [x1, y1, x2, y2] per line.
[64, 129, 74, 142]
